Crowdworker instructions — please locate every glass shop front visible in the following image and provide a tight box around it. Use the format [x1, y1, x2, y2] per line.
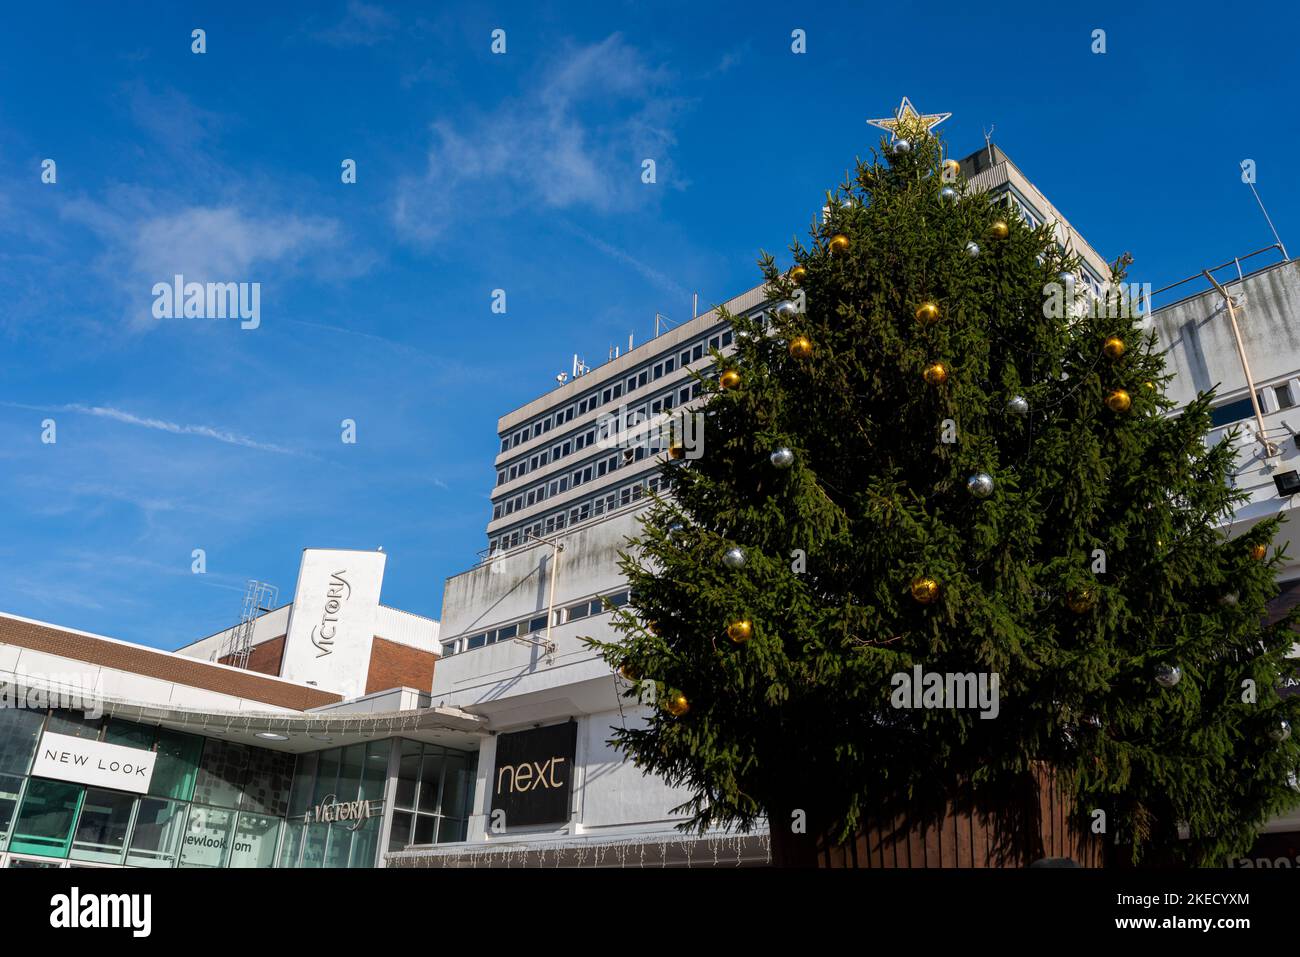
[0, 706, 476, 869]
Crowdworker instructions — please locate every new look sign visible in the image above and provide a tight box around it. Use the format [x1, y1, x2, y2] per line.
[31, 732, 157, 794]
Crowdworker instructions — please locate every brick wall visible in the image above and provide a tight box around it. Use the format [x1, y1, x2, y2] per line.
[217, 634, 286, 677]
[0, 615, 341, 710]
[366, 636, 437, 695]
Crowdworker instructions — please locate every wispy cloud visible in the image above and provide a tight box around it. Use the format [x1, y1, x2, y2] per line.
[2, 402, 298, 454]
[312, 0, 398, 47]
[60, 198, 340, 329]
[394, 33, 688, 243]
[559, 221, 690, 301]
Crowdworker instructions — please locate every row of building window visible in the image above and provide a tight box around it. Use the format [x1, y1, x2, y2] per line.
[441, 588, 632, 658]
[492, 384, 704, 518]
[496, 379, 706, 488]
[497, 327, 733, 455]
[487, 472, 671, 557]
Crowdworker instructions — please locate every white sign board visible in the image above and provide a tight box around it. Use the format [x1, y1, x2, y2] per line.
[280, 548, 387, 699]
[32, 732, 157, 793]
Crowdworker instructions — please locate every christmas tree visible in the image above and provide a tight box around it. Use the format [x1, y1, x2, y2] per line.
[587, 102, 1300, 867]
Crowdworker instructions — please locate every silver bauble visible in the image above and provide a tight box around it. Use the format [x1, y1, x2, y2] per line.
[1007, 395, 1030, 416]
[668, 522, 685, 536]
[964, 241, 981, 258]
[939, 186, 958, 203]
[1154, 663, 1182, 689]
[774, 300, 799, 320]
[966, 472, 995, 498]
[1217, 591, 1239, 607]
[770, 447, 795, 469]
[1271, 719, 1292, 743]
[892, 137, 912, 155]
[721, 547, 746, 569]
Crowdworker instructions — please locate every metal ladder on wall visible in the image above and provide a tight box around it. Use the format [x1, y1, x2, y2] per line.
[221, 580, 278, 669]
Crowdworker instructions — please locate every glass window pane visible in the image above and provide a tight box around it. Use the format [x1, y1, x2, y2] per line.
[436, 817, 468, 844]
[10, 779, 84, 858]
[277, 821, 304, 868]
[0, 772, 24, 850]
[104, 719, 155, 751]
[46, 709, 100, 740]
[193, 739, 250, 809]
[360, 741, 390, 802]
[229, 813, 281, 868]
[396, 745, 419, 809]
[70, 788, 135, 863]
[348, 816, 380, 869]
[241, 747, 294, 816]
[178, 805, 235, 868]
[388, 812, 413, 853]
[323, 825, 351, 868]
[413, 814, 436, 845]
[0, 708, 47, 776]
[418, 750, 445, 813]
[287, 751, 317, 819]
[312, 748, 341, 808]
[300, 822, 329, 868]
[441, 753, 472, 821]
[126, 798, 186, 868]
[150, 728, 203, 802]
[337, 744, 365, 804]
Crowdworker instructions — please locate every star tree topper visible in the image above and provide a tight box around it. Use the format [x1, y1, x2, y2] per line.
[867, 96, 951, 142]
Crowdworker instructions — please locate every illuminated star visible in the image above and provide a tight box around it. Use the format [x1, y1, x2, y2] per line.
[867, 96, 952, 141]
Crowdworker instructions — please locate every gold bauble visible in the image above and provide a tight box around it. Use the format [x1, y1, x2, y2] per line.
[1103, 336, 1126, 360]
[668, 444, 685, 460]
[915, 302, 941, 325]
[726, 619, 753, 644]
[1066, 589, 1096, 614]
[828, 233, 850, 254]
[910, 577, 940, 604]
[789, 336, 813, 360]
[1105, 389, 1132, 413]
[664, 691, 690, 716]
[618, 661, 639, 681]
[1250, 543, 1268, 562]
[986, 220, 1009, 240]
[922, 362, 948, 385]
[789, 265, 808, 285]
[1143, 380, 1155, 391]
[720, 370, 742, 390]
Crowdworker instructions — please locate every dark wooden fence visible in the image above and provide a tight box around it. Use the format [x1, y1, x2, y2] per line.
[770, 763, 1104, 868]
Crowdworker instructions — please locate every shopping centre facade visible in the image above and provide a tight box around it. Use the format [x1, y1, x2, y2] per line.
[3, 138, 1300, 869]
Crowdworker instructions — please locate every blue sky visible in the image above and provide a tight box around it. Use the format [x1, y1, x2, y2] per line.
[1, 0, 1297, 650]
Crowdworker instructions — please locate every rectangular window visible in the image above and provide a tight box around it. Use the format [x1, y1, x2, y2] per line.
[104, 718, 155, 751]
[567, 601, 590, 622]
[497, 623, 518, 642]
[126, 798, 186, 868]
[179, 805, 235, 868]
[607, 590, 631, 608]
[70, 787, 135, 864]
[638, 371, 648, 387]
[613, 383, 623, 399]
[493, 504, 502, 520]
[229, 812, 281, 869]
[1210, 397, 1256, 427]
[10, 779, 84, 858]
[467, 634, 487, 650]
[721, 330, 733, 347]
[150, 728, 203, 802]
[709, 335, 720, 350]
[46, 709, 101, 740]
[193, 739, 250, 810]
[528, 616, 548, 634]
[0, 708, 46, 777]
[1277, 384, 1295, 410]
[665, 356, 675, 373]
[693, 344, 703, 361]
[501, 439, 510, 453]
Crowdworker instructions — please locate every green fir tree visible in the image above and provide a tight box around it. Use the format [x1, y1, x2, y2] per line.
[586, 117, 1300, 867]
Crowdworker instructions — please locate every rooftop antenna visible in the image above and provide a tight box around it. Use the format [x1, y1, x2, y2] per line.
[983, 125, 995, 167]
[1242, 162, 1289, 260]
[655, 312, 679, 338]
[692, 293, 698, 319]
[571, 354, 590, 378]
